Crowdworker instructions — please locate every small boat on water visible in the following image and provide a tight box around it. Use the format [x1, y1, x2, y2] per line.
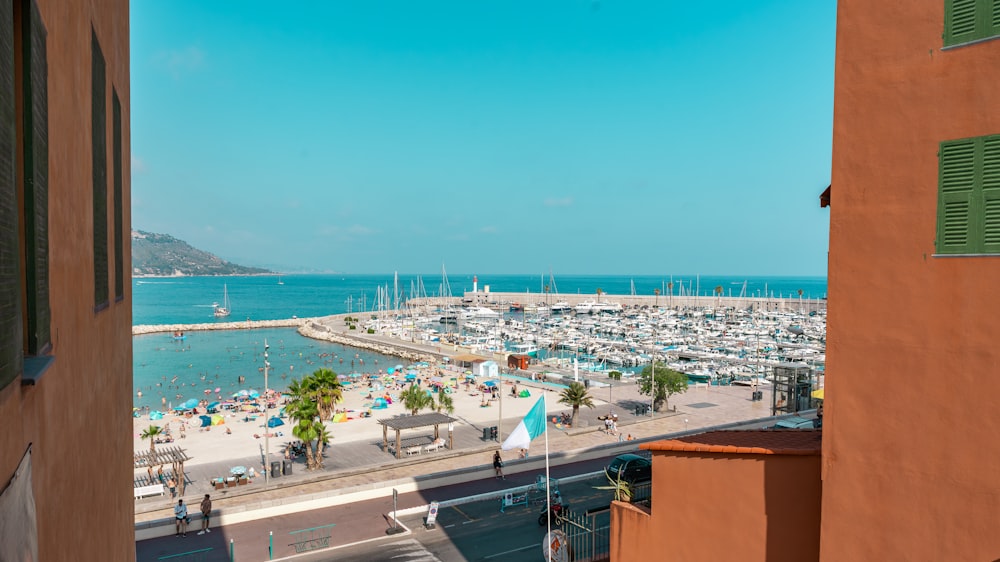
[213, 284, 231, 318]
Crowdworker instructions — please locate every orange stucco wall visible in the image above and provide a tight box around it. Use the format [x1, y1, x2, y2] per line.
[823, 1, 1000, 560]
[611, 451, 821, 562]
[0, 0, 132, 560]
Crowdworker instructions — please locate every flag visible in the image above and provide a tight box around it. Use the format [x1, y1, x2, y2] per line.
[502, 396, 547, 451]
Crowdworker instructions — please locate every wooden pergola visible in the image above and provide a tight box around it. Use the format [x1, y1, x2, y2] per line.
[378, 413, 457, 459]
[134, 446, 191, 495]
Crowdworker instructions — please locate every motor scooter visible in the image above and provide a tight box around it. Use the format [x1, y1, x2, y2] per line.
[538, 498, 568, 526]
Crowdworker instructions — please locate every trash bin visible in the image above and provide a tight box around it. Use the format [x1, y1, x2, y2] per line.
[584, 379, 590, 388]
[283, 459, 292, 475]
[483, 427, 491, 441]
[270, 461, 281, 478]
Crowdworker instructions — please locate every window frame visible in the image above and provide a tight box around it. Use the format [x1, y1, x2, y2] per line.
[943, 0, 1000, 48]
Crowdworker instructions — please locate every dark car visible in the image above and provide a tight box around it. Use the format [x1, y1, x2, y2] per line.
[605, 453, 652, 484]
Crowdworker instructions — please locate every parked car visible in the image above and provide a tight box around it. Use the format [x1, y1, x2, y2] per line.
[772, 416, 816, 429]
[605, 453, 652, 484]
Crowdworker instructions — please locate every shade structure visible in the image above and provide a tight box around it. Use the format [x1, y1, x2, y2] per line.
[211, 415, 225, 425]
[266, 416, 284, 428]
[182, 398, 199, 409]
[484, 380, 498, 388]
[811, 388, 824, 400]
[248, 389, 260, 398]
[332, 413, 348, 423]
[198, 415, 212, 427]
[149, 411, 164, 420]
[372, 397, 389, 409]
[405, 374, 416, 381]
[172, 405, 186, 411]
[207, 401, 220, 411]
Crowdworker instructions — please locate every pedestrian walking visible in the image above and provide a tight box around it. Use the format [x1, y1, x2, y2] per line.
[493, 451, 504, 479]
[174, 499, 188, 537]
[198, 494, 212, 535]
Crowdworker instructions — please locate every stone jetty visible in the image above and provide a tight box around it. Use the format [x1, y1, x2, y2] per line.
[131, 317, 313, 336]
[297, 318, 439, 363]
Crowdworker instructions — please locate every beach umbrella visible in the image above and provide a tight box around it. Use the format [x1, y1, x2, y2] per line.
[230, 466, 247, 476]
[207, 401, 220, 410]
[150, 411, 164, 420]
[248, 389, 260, 398]
[811, 388, 824, 400]
[214, 387, 221, 393]
[386, 367, 395, 375]
[198, 415, 212, 427]
[395, 364, 404, 370]
[266, 416, 284, 428]
[348, 372, 363, 379]
[172, 405, 187, 411]
[182, 398, 199, 409]
[405, 374, 416, 381]
[211, 415, 224, 425]
[484, 380, 497, 388]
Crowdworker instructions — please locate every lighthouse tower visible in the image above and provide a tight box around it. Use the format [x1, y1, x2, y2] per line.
[473, 275, 478, 293]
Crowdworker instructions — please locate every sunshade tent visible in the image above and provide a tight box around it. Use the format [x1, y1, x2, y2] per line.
[150, 411, 164, 420]
[266, 417, 284, 428]
[811, 388, 825, 400]
[182, 398, 199, 409]
[211, 415, 225, 425]
[198, 415, 212, 427]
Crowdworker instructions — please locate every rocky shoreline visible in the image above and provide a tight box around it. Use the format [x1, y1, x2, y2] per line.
[131, 317, 315, 336]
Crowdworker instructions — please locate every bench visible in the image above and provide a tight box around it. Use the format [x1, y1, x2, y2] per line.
[133, 484, 165, 500]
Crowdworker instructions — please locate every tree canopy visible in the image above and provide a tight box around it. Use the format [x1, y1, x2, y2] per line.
[559, 381, 595, 428]
[638, 362, 688, 412]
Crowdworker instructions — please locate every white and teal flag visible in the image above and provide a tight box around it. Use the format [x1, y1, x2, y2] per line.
[502, 396, 547, 451]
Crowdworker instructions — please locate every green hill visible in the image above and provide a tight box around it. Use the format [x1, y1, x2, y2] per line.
[131, 230, 272, 276]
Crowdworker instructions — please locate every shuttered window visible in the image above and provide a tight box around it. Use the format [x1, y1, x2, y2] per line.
[944, 0, 1000, 47]
[936, 135, 1000, 254]
[22, 0, 49, 355]
[0, 0, 22, 389]
[112, 89, 123, 302]
[92, 30, 108, 310]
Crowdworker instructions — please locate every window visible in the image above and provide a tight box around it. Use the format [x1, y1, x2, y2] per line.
[944, 0, 1000, 47]
[112, 89, 123, 302]
[92, 30, 107, 310]
[1, 0, 50, 389]
[1, 0, 22, 389]
[936, 135, 1000, 254]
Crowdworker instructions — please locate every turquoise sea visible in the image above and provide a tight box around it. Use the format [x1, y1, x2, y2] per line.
[132, 274, 826, 410]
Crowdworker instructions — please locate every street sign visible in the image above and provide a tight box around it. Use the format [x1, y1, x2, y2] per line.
[426, 501, 440, 528]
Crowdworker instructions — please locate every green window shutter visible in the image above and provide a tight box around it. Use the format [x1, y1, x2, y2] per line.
[0, 0, 24, 389]
[937, 139, 977, 253]
[23, 0, 50, 354]
[946, 0, 980, 46]
[981, 136, 1000, 252]
[991, 0, 1000, 36]
[92, 30, 108, 309]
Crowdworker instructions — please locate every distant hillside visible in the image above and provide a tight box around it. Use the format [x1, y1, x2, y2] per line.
[131, 230, 272, 277]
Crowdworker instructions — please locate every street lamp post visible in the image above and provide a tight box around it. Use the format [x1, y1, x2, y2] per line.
[263, 340, 270, 485]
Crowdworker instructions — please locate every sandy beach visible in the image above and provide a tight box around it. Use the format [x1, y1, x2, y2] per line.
[132, 365, 581, 475]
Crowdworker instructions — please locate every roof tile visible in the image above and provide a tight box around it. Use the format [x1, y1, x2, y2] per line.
[641, 429, 822, 456]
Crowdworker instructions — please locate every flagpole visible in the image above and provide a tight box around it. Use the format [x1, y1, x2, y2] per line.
[544, 392, 552, 562]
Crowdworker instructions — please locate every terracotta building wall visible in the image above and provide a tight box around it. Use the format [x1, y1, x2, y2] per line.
[612, 451, 821, 562]
[0, 0, 132, 560]
[824, 1, 1000, 560]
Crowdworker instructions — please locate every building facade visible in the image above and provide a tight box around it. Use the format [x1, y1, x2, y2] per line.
[822, 1, 1000, 558]
[0, 0, 132, 559]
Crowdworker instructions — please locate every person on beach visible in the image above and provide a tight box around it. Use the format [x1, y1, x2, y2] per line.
[198, 494, 212, 535]
[174, 499, 188, 537]
[493, 451, 504, 479]
[166, 476, 176, 498]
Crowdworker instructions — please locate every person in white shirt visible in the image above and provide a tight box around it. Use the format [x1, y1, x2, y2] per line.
[174, 499, 188, 537]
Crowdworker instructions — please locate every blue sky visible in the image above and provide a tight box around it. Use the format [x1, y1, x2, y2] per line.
[130, 1, 835, 276]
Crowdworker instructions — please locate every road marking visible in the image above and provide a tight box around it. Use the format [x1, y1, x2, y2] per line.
[443, 524, 455, 529]
[483, 543, 537, 559]
[450, 505, 477, 522]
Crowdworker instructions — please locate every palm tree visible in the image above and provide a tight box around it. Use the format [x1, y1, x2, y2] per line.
[290, 414, 319, 469]
[558, 381, 595, 428]
[309, 368, 344, 421]
[596, 288, 604, 303]
[667, 281, 674, 308]
[312, 423, 332, 469]
[435, 392, 454, 414]
[401, 384, 433, 415]
[654, 288, 660, 307]
[140, 425, 162, 452]
[285, 368, 343, 470]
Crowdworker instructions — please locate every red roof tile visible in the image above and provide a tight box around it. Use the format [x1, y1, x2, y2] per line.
[641, 430, 822, 456]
